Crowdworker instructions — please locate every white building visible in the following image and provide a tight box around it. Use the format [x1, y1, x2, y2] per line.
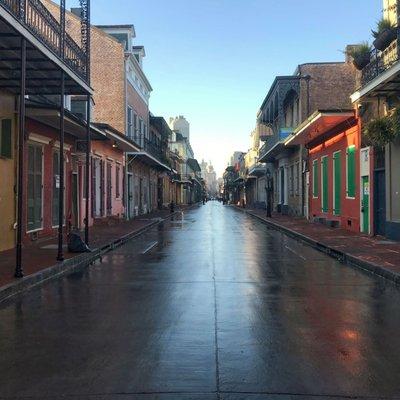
[169, 116, 190, 140]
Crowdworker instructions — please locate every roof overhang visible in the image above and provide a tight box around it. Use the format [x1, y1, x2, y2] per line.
[94, 123, 140, 152]
[128, 151, 171, 171]
[26, 105, 106, 141]
[286, 110, 355, 146]
[351, 61, 400, 103]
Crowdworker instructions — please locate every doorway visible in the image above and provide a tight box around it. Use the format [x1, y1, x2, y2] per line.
[72, 172, 79, 229]
[127, 173, 134, 218]
[374, 169, 386, 236]
[361, 176, 370, 234]
[106, 163, 112, 216]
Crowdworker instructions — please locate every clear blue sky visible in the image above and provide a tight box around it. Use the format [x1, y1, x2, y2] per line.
[82, 0, 381, 177]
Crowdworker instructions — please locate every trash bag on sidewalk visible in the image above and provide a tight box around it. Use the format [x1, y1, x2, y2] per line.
[68, 233, 91, 253]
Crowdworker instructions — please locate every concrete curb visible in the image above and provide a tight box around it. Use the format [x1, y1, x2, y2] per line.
[235, 207, 400, 285]
[0, 210, 184, 304]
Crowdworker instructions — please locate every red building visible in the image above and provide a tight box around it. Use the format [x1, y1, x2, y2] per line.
[287, 110, 365, 233]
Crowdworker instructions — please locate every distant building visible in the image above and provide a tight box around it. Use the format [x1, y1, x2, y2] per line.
[169, 116, 190, 140]
[200, 160, 218, 197]
[230, 151, 245, 169]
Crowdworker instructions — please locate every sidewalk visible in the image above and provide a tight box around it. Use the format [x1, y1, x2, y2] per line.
[0, 206, 193, 302]
[237, 206, 400, 284]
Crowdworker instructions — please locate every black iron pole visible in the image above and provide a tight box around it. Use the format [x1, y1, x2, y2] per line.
[57, 0, 65, 261]
[15, 37, 26, 278]
[84, 95, 91, 245]
[57, 72, 65, 261]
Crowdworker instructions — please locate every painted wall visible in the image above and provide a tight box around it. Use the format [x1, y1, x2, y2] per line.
[385, 140, 400, 239]
[0, 94, 16, 251]
[309, 123, 361, 233]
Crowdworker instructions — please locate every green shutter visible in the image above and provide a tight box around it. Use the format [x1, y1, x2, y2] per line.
[312, 159, 319, 198]
[333, 151, 341, 215]
[322, 156, 328, 212]
[0, 119, 12, 158]
[347, 146, 356, 198]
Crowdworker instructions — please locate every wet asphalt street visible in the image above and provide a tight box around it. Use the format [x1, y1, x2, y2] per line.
[1, 202, 400, 399]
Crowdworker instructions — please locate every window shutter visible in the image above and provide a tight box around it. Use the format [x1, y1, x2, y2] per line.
[1, 119, 12, 158]
[347, 146, 356, 198]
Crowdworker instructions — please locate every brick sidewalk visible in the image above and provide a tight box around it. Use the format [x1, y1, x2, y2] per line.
[0, 207, 188, 289]
[239, 207, 400, 282]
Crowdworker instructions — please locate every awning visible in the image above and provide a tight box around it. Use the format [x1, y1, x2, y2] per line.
[26, 104, 106, 141]
[285, 110, 355, 146]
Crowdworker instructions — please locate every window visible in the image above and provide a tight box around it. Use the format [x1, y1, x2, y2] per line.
[116, 165, 120, 198]
[346, 145, 356, 198]
[0, 118, 12, 158]
[127, 107, 133, 138]
[139, 119, 144, 136]
[312, 159, 319, 198]
[133, 112, 138, 136]
[144, 123, 148, 139]
[27, 144, 43, 231]
[71, 99, 87, 120]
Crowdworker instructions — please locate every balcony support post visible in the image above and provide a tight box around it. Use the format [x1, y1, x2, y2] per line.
[57, 71, 65, 262]
[15, 37, 26, 279]
[84, 95, 91, 245]
[57, 0, 66, 262]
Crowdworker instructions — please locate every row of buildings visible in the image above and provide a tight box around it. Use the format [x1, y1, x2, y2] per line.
[0, 0, 205, 275]
[224, 0, 400, 242]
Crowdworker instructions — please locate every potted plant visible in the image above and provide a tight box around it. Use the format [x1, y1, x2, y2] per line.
[363, 108, 400, 147]
[372, 18, 397, 51]
[347, 43, 372, 70]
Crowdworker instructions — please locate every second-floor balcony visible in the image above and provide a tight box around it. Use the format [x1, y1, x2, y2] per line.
[127, 133, 171, 170]
[352, 35, 400, 102]
[258, 127, 294, 162]
[248, 162, 265, 177]
[0, 0, 90, 94]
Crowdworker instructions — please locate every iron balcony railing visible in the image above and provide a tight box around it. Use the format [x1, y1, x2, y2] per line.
[0, 0, 88, 81]
[259, 127, 293, 160]
[361, 39, 398, 86]
[129, 133, 169, 166]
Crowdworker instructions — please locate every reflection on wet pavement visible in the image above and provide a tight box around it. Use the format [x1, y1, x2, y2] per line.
[0, 203, 400, 399]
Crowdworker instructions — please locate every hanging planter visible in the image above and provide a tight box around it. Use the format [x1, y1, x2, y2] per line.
[346, 43, 371, 70]
[363, 108, 400, 147]
[372, 19, 397, 51]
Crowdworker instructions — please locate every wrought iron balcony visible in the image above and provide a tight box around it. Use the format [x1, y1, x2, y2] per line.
[258, 127, 293, 161]
[361, 39, 398, 87]
[129, 133, 169, 165]
[0, 0, 88, 81]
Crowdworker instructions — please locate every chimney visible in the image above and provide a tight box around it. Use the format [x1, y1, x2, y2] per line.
[71, 7, 82, 18]
[345, 44, 358, 64]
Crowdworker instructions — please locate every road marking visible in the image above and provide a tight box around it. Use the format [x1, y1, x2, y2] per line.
[141, 241, 158, 254]
[285, 245, 306, 261]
